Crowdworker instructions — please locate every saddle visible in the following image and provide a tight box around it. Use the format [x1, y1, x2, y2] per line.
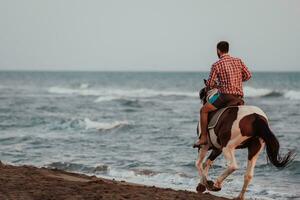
[208, 95, 244, 129]
[205, 97, 244, 149]
[208, 107, 230, 129]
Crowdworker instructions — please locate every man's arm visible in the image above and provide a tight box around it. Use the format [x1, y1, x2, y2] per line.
[240, 60, 252, 81]
[206, 65, 218, 89]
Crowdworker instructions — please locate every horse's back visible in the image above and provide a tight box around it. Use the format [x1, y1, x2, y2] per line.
[209, 105, 267, 129]
[236, 105, 268, 121]
[209, 105, 268, 149]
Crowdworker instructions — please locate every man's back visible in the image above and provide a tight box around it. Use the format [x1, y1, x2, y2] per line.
[207, 54, 251, 97]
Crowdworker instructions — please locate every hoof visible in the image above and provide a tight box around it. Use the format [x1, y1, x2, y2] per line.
[233, 198, 244, 200]
[206, 180, 214, 188]
[206, 181, 221, 192]
[196, 183, 206, 193]
[208, 186, 221, 192]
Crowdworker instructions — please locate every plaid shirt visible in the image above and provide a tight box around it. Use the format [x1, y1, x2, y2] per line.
[206, 54, 251, 97]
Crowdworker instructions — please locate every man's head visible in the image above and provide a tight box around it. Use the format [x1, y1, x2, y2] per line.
[217, 41, 229, 58]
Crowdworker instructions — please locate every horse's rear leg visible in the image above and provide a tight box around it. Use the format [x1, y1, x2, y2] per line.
[236, 138, 264, 200]
[212, 147, 238, 190]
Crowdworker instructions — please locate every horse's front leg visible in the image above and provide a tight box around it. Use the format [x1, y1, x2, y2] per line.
[203, 149, 222, 188]
[195, 145, 209, 192]
[211, 146, 238, 191]
[203, 159, 213, 178]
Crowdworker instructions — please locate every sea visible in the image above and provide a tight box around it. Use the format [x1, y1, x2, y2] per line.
[0, 71, 299, 200]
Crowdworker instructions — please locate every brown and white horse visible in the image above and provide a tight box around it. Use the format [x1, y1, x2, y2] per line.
[195, 86, 295, 200]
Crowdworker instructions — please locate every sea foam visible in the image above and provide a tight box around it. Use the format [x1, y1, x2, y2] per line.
[48, 85, 196, 98]
[79, 83, 90, 89]
[48, 85, 300, 101]
[48, 86, 102, 96]
[84, 118, 129, 130]
[283, 90, 300, 100]
[245, 86, 300, 100]
[244, 86, 273, 97]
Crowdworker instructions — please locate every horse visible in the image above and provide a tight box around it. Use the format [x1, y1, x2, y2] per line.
[195, 83, 295, 200]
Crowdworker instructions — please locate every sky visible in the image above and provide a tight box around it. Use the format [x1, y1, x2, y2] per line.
[0, 0, 299, 71]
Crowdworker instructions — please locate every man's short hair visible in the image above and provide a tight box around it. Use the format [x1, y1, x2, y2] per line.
[217, 41, 229, 53]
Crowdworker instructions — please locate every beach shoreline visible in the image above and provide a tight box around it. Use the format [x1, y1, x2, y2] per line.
[0, 161, 230, 200]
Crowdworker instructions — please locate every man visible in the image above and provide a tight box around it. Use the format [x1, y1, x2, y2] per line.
[194, 41, 252, 148]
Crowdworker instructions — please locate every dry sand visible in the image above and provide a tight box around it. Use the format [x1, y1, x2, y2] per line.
[0, 161, 230, 200]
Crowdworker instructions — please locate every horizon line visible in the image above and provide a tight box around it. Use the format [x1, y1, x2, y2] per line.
[0, 69, 300, 73]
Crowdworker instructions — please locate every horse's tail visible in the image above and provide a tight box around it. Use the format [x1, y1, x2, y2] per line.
[254, 114, 294, 168]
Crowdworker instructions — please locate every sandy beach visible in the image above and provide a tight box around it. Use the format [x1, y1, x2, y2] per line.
[0, 161, 230, 200]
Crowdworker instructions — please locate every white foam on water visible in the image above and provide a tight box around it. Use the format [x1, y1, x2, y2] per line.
[48, 86, 102, 96]
[244, 86, 273, 98]
[103, 167, 198, 191]
[94, 96, 122, 102]
[96, 88, 196, 99]
[48, 85, 197, 99]
[79, 83, 89, 89]
[283, 90, 300, 100]
[245, 86, 300, 101]
[95, 166, 297, 200]
[48, 85, 300, 102]
[48, 87, 78, 95]
[84, 118, 129, 130]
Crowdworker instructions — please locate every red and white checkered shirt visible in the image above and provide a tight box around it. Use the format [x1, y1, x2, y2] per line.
[206, 54, 252, 97]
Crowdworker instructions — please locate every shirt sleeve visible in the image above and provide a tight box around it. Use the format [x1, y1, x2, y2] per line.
[206, 65, 218, 89]
[240, 60, 252, 81]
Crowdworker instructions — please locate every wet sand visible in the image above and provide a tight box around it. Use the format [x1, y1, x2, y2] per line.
[0, 161, 230, 200]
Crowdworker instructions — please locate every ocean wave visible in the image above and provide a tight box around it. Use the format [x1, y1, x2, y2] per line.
[132, 169, 159, 176]
[47, 162, 92, 172]
[48, 86, 102, 96]
[48, 85, 300, 101]
[244, 86, 300, 100]
[45, 162, 297, 199]
[95, 98, 155, 109]
[48, 86, 196, 98]
[94, 96, 121, 102]
[244, 86, 274, 98]
[84, 118, 129, 131]
[46, 162, 109, 173]
[105, 168, 197, 190]
[283, 90, 300, 100]
[46, 118, 130, 131]
[79, 83, 90, 89]
[46, 162, 196, 190]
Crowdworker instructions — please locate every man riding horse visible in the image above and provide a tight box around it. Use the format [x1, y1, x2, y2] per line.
[192, 41, 294, 200]
[194, 41, 252, 148]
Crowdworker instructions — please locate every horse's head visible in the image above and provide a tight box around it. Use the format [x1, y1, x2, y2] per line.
[199, 79, 218, 105]
[199, 79, 209, 104]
